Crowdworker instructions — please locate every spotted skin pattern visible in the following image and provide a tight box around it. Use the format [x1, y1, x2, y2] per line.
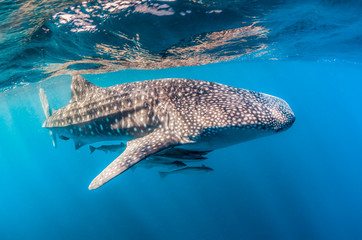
[41, 75, 295, 190]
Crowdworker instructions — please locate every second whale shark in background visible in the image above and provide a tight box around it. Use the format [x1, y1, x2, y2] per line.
[39, 75, 295, 190]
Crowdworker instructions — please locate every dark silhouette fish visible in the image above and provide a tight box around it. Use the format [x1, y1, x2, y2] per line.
[136, 159, 186, 170]
[89, 143, 126, 154]
[154, 147, 209, 160]
[39, 75, 295, 190]
[159, 165, 214, 178]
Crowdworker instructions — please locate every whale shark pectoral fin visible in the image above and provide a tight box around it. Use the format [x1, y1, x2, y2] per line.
[88, 129, 181, 190]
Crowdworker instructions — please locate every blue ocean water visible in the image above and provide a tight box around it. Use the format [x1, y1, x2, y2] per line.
[1, 62, 362, 240]
[1, 1, 362, 240]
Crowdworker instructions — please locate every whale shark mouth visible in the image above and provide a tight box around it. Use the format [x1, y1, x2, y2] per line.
[275, 116, 296, 132]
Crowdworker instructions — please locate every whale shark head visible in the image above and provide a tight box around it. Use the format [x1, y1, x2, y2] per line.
[182, 87, 295, 151]
[245, 92, 295, 133]
[258, 93, 295, 132]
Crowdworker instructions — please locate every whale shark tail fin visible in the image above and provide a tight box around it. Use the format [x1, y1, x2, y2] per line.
[39, 88, 57, 148]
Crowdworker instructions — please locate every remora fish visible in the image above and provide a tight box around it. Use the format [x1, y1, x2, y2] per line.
[137, 159, 186, 170]
[159, 165, 214, 178]
[39, 75, 295, 190]
[154, 147, 209, 160]
[89, 143, 126, 154]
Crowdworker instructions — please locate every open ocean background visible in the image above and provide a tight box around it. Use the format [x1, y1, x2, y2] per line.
[1, 1, 362, 239]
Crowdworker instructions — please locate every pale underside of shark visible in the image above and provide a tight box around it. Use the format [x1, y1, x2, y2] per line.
[39, 75, 295, 190]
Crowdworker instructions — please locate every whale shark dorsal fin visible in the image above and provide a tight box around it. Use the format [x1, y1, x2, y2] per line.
[70, 75, 99, 103]
[88, 129, 184, 190]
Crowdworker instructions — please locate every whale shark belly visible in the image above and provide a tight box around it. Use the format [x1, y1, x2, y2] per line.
[176, 127, 274, 151]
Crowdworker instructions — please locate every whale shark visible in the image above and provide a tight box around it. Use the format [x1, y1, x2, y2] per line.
[39, 75, 295, 190]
